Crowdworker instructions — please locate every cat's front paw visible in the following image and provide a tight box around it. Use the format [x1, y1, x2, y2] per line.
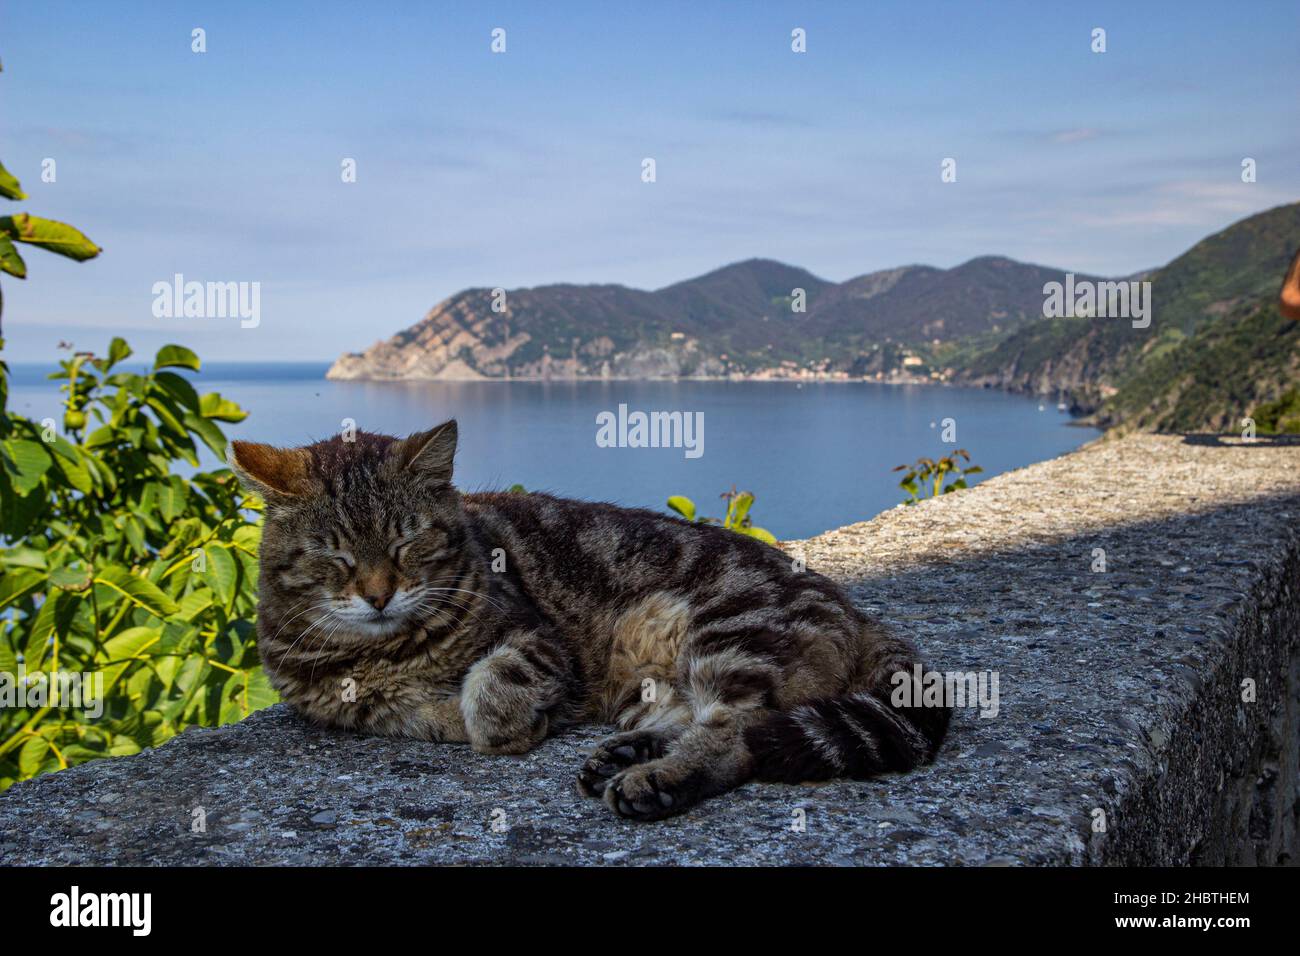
[468, 709, 548, 755]
[461, 647, 552, 755]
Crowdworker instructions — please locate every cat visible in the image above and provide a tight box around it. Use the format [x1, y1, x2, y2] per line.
[230, 421, 951, 821]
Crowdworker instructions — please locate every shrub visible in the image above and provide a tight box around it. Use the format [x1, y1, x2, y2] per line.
[0, 338, 273, 789]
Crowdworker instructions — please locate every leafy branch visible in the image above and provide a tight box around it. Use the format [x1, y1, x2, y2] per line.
[667, 486, 778, 544]
[0, 58, 102, 336]
[892, 449, 983, 505]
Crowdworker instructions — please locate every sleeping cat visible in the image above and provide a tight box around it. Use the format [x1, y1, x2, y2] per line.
[230, 421, 950, 820]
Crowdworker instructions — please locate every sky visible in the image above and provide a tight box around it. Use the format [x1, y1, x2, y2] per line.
[2, 0, 1298, 361]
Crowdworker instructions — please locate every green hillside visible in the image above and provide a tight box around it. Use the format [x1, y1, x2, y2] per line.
[1099, 300, 1300, 433]
[951, 201, 1300, 432]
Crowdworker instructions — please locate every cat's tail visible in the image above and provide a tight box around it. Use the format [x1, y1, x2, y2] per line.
[743, 649, 952, 783]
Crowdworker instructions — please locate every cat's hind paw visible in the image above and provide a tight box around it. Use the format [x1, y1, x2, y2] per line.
[576, 729, 673, 798]
[601, 759, 703, 822]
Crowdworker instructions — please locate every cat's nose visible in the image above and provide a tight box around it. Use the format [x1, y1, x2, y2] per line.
[362, 587, 394, 610]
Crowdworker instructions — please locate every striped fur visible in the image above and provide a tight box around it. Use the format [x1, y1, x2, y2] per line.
[232, 422, 951, 821]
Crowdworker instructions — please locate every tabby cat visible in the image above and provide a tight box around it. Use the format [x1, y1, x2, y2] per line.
[230, 422, 950, 820]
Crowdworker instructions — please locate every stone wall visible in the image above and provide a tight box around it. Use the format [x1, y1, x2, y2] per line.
[1, 434, 1297, 865]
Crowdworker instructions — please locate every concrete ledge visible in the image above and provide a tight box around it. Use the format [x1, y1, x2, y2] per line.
[2, 434, 1298, 865]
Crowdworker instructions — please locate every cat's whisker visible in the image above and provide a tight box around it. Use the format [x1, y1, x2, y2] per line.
[419, 585, 509, 615]
[300, 614, 345, 672]
[408, 590, 488, 621]
[308, 615, 352, 686]
[275, 603, 344, 666]
[268, 599, 340, 648]
[409, 596, 486, 628]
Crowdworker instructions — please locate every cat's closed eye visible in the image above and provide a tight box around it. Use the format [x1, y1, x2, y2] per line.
[317, 532, 356, 570]
[327, 549, 356, 570]
[404, 527, 451, 562]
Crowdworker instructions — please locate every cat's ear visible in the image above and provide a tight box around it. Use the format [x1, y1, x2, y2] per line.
[395, 420, 457, 482]
[227, 441, 315, 499]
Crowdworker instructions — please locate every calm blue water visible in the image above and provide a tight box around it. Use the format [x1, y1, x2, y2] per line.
[6, 362, 1098, 539]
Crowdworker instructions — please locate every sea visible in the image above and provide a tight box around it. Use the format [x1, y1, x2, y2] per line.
[6, 362, 1098, 540]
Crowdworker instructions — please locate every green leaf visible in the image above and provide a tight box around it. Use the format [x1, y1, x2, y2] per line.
[153, 371, 201, 411]
[84, 424, 117, 449]
[1, 438, 53, 495]
[157, 477, 186, 522]
[174, 587, 214, 624]
[201, 544, 238, 607]
[99, 626, 162, 661]
[0, 213, 100, 260]
[0, 545, 47, 570]
[0, 479, 46, 537]
[108, 738, 142, 757]
[666, 495, 696, 521]
[59, 744, 108, 765]
[123, 514, 146, 553]
[219, 667, 278, 724]
[93, 566, 180, 619]
[182, 409, 228, 458]
[96, 626, 162, 694]
[50, 447, 93, 494]
[26, 592, 85, 665]
[199, 392, 247, 422]
[0, 234, 27, 278]
[18, 736, 51, 778]
[0, 160, 26, 201]
[0, 568, 43, 611]
[726, 492, 755, 528]
[105, 337, 132, 370]
[153, 344, 200, 371]
[232, 523, 261, 551]
[0, 631, 18, 683]
[49, 566, 92, 591]
[146, 393, 188, 436]
[740, 525, 779, 545]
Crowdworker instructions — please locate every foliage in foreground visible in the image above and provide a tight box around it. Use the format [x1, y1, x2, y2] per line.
[667, 487, 778, 544]
[0, 338, 273, 790]
[893, 449, 982, 505]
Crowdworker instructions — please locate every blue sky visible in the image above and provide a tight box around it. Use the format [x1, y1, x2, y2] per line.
[3, 0, 1298, 361]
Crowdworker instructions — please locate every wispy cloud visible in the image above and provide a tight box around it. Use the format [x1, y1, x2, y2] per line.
[706, 109, 813, 129]
[1050, 128, 1100, 145]
[1077, 179, 1292, 227]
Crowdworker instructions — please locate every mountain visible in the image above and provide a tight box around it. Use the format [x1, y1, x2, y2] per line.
[328, 201, 1300, 434]
[327, 256, 1093, 382]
